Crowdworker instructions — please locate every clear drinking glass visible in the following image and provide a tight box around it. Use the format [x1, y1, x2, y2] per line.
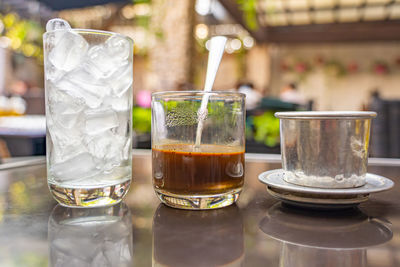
[43, 29, 133, 207]
[151, 91, 245, 210]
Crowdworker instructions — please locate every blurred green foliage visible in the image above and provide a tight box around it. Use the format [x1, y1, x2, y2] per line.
[0, 13, 44, 62]
[248, 111, 280, 147]
[12, 253, 47, 267]
[135, 16, 150, 28]
[237, 0, 258, 30]
[132, 0, 151, 3]
[162, 100, 235, 115]
[132, 107, 151, 133]
[208, 101, 227, 116]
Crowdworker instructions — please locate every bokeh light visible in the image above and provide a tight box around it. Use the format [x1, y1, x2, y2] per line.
[195, 24, 209, 39]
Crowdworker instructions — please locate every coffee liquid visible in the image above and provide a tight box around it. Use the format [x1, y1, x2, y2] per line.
[152, 144, 244, 195]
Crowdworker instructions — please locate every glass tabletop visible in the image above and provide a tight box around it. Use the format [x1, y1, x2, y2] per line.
[0, 151, 399, 267]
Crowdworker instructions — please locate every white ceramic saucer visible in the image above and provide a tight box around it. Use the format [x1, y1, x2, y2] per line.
[258, 169, 394, 209]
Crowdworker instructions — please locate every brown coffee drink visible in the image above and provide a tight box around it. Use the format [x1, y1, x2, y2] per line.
[152, 144, 244, 195]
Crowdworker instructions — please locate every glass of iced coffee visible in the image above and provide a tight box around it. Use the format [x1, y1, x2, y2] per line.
[151, 91, 245, 210]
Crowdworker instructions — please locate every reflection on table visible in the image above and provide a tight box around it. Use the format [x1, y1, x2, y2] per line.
[259, 203, 393, 267]
[48, 203, 133, 267]
[0, 154, 398, 266]
[152, 204, 244, 267]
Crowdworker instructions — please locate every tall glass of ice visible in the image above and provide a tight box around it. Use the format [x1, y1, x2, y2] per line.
[43, 20, 133, 207]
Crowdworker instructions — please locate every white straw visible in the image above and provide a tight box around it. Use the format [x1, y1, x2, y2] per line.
[194, 36, 227, 149]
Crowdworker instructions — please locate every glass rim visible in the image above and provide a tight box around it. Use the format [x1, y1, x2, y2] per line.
[275, 111, 377, 119]
[152, 90, 245, 99]
[43, 28, 133, 44]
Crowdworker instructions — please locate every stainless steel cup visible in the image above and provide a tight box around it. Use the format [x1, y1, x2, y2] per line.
[275, 111, 377, 188]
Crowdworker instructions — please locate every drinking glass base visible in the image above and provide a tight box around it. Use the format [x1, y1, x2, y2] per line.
[48, 180, 131, 208]
[154, 188, 241, 210]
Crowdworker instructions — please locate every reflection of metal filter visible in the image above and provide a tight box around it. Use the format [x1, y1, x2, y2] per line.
[259, 203, 392, 267]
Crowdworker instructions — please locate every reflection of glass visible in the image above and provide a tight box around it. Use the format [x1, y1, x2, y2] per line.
[44, 29, 133, 207]
[152, 204, 244, 266]
[151, 92, 245, 210]
[259, 203, 393, 267]
[48, 203, 133, 267]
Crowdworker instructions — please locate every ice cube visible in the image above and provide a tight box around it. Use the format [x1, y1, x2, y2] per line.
[45, 63, 65, 82]
[49, 31, 89, 72]
[51, 152, 100, 181]
[110, 110, 130, 136]
[102, 240, 128, 266]
[68, 68, 108, 102]
[105, 90, 130, 111]
[102, 219, 130, 238]
[46, 18, 71, 32]
[56, 79, 101, 109]
[104, 135, 126, 170]
[109, 64, 133, 97]
[86, 45, 119, 79]
[60, 112, 82, 129]
[43, 31, 67, 61]
[120, 240, 133, 265]
[47, 117, 86, 163]
[105, 35, 131, 62]
[52, 236, 98, 261]
[51, 141, 87, 165]
[84, 109, 119, 135]
[122, 139, 131, 160]
[57, 68, 107, 108]
[47, 89, 85, 162]
[48, 89, 84, 129]
[102, 159, 120, 173]
[92, 251, 110, 267]
[85, 131, 114, 159]
[85, 131, 125, 171]
[52, 256, 89, 267]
